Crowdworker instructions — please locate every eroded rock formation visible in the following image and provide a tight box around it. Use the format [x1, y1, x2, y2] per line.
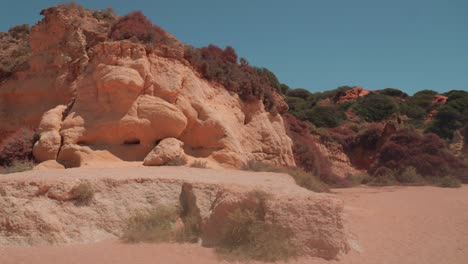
[0, 6, 295, 169]
[0, 167, 349, 259]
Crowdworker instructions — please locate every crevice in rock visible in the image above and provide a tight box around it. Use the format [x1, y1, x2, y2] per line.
[55, 101, 75, 164]
[123, 139, 140, 145]
[62, 97, 76, 121]
[178, 183, 202, 242]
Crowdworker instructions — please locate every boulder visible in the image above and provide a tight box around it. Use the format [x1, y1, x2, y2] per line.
[143, 138, 186, 166]
[33, 131, 62, 162]
[33, 105, 67, 162]
[57, 144, 122, 168]
[33, 160, 65, 170]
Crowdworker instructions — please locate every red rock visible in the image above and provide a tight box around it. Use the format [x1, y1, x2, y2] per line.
[337, 87, 370, 103]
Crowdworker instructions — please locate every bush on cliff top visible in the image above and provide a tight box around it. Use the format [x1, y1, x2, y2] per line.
[184, 45, 279, 113]
[283, 114, 345, 186]
[353, 93, 398, 122]
[426, 90, 468, 140]
[304, 105, 346, 128]
[109, 11, 171, 46]
[0, 128, 37, 167]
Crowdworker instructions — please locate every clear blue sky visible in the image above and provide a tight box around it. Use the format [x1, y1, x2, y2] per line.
[1, 0, 467, 94]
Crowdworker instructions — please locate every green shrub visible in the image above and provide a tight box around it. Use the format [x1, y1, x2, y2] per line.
[346, 173, 370, 186]
[190, 160, 208, 169]
[411, 90, 438, 110]
[122, 205, 179, 243]
[285, 96, 309, 119]
[305, 106, 346, 128]
[70, 182, 95, 206]
[353, 93, 398, 122]
[286, 167, 330, 193]
[426, 90, 468, 140]
[379, 88, 408, 98]
[255, 67, 281, 93]
[400, 102, 427, 120]
[396, 166, 425, 185]
[349, 124, 360, 133]
[368, 167, 397, 186]
[435, 176, 461, 188]
[286, 88, 312, 100]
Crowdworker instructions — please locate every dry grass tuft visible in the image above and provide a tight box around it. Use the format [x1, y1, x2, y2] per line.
[166, 157, 187, 166]
[217, 208, 299, 261]
[286, 167, 330, 193]
[70, 182, 95, 206]
[242, 160, 329, 192]
[1, 160, 34, 174]
[435, 176, 461, 188]
[122, 205, 179, 243]
[396, 166, 425, 185]
[190, 160, 208, 169]
[122, 204, 201, 244]
[345, 172, 370, 186]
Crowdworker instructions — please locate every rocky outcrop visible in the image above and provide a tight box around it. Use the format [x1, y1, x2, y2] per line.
[315, 141, 364, 178]
[143, 138, 186, 166]
[424, 94, 448, 124]
[0, 5, 295, 169]
[56, 40, 294, 168]
[0, 6, 109, 138]
[0, 167, 349, 259]
[32, 105, 66, 162]
[433, 94, 448, 106]
[336, 87, 370, 104]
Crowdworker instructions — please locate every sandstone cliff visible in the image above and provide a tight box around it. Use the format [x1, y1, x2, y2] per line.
[0, 5, 295, 169]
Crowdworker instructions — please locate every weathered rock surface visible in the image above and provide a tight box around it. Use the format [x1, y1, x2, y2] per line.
[32, 105, 67, 162]
[315, 141, 364, 178]
[0, 5, 295, 169]
[33, 160, 65, 170]
[143, 138, 186, 166]
[0, 6, 107, 137]
[0, 167, 348, 259]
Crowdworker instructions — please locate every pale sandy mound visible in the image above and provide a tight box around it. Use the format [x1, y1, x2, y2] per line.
[0, 166, 347, 260]
[1, 185, 467, 264]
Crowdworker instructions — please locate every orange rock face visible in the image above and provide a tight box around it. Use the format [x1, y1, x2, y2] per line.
[424, 94, 448, 124]
[0, 6, 295, 169]
[433, 95, 448, 105]
[337, 87, 370, 103]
